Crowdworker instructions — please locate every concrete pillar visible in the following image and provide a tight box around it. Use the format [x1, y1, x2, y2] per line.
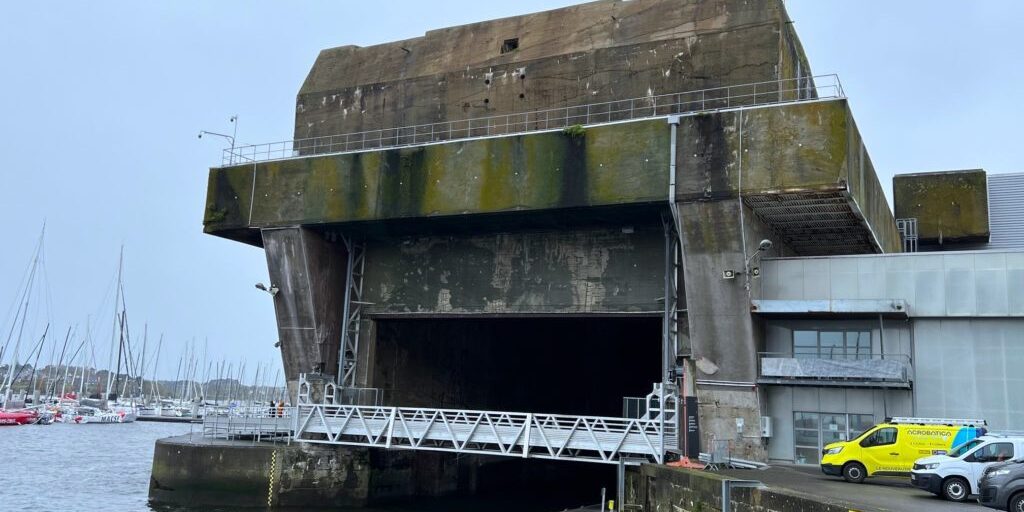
[261, 227, 348, 398]
[677, 200, 770, 461]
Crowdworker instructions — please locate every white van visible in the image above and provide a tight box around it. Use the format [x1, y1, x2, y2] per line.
[910, 434, 1024, 502]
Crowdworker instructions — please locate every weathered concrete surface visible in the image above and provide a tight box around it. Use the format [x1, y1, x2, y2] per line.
[362, 227, 665, 316]
[149, 434, 371, 509]
[262, 227, 347, 394]
[205, 120, 669, 236]
[295, 0, 810, 138]
[893, 169, 990, 244]
[205, 100, 898, 256]
[625, 464, 854, 512]
[676, 199, 777, 461]
[675, 100, 901, 254]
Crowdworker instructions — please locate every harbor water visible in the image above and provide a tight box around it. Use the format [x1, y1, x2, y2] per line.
[0, 422, 600, 512]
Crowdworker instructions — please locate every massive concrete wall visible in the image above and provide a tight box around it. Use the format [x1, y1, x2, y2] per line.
[262, 228, 348, 391]
[361, 227, 664, 315]
[296, 0, 809, 138]
[205, 100, 899, 256]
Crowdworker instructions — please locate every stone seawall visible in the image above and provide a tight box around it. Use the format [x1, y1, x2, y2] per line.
[625, 464, 851, 512]
[149, 434, 371, 509]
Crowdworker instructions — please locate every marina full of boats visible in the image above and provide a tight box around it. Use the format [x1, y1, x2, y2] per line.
[2, 228, 286, 429]
[1, 393, 288, 427]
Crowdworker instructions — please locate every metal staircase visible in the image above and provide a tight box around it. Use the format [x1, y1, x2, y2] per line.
[337, 236, 366, 388]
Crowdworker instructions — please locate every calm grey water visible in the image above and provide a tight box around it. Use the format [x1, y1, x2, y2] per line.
[0, 422, 599, 512]
[0, 421, 194, 511]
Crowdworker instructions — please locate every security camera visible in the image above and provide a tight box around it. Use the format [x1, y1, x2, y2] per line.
[758, 239, 773, 252]
[255, 283, 267, 291]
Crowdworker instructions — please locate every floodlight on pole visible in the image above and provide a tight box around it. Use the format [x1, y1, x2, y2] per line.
[255, 282, 280, 297]
[198, 114, 239, 163]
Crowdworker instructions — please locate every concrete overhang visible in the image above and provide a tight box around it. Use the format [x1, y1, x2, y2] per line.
[204, 99, 899, 255]
[751, 299, 909, 318]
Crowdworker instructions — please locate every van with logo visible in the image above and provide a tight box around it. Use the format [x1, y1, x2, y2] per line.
[910, 434, 1024, 503]
[820, 417, 987, 484]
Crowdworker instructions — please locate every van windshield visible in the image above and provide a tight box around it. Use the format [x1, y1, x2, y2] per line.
[949, 439, 985, 458]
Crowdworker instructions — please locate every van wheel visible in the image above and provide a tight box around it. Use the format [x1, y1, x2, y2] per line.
[1009, 492, 1024, 512]
[941, 477, 969, 502]
[842, 462, 866, 483]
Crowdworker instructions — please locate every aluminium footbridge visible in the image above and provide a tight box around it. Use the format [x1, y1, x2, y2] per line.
[290, 375, 679, 465]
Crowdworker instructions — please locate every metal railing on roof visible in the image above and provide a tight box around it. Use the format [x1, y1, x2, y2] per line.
[220, 74, 844, 166]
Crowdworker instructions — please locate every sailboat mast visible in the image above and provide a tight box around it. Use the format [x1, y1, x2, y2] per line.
[106, 247, 125, 400]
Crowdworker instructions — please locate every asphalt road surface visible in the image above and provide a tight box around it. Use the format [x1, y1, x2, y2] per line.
[720, 464, 990, 512]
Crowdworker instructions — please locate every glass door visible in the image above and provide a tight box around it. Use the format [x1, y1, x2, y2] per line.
[794, 412, 821, 464]
[793, 412, 877, 464]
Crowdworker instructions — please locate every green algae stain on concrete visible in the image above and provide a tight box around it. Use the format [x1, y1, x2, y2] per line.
[203, 166, 254, 231]
[521, 132, 569, 209]
[739, 100, 848, 193]
[236, 120, 669, 228]
[586, 120, 668, 205]
[893, 169, 990, 243]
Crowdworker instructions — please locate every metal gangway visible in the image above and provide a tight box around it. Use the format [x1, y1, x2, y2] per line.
[292, 376, 678, 465]
[202, 405, 295, 443]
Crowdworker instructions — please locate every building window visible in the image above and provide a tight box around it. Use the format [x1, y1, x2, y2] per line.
[793, 329, 871, 359]
[794, 411, 878, 464]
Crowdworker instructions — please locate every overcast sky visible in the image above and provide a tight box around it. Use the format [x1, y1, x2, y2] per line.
[1, 1, 1021, 380]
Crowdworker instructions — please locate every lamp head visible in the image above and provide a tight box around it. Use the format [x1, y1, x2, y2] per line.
[197, 132, 203, 139]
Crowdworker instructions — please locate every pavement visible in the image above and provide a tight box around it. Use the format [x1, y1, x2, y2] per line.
[719, 464, 986, 512]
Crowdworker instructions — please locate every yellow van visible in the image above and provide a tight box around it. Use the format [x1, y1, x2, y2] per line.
[820, 417, 987, 483]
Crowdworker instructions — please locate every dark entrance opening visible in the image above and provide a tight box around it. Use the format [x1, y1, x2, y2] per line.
[370, 316, 660, 509]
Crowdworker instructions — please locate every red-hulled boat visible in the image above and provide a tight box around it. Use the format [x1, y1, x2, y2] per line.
[0, 410, 38, 426]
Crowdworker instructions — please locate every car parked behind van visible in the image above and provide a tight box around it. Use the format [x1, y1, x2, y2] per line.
[978, 457, 1024, 512]
[911, 434, 1024, 502]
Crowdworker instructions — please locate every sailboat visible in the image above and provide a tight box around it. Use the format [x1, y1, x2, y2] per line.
[1, 226, 48, 422]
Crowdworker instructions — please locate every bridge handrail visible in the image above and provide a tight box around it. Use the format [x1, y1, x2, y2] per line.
[293, 402, 677, 464]
[220, 74, 842, 166]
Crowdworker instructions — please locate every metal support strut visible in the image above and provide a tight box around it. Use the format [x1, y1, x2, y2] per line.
[337, 236, 366, 388]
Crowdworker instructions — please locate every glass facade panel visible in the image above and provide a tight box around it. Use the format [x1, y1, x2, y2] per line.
[821, 414, 849, 444]
[795, 429, 820, 446]
[848, 331, 872, 359]
[795, 447, 820, 465]
[794, 331, 818, 358]
[849, 414, 875, 439]
[791, 329, 872, 359]
[792, 412, 880, 464]
[819, 331, 844, 358]
[794, 411, 821, 464]
[794, 412, 819, 429]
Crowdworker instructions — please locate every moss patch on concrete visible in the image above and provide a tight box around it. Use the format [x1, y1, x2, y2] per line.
[209, 119, 668, 231]
[893, 169, 990, 243]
